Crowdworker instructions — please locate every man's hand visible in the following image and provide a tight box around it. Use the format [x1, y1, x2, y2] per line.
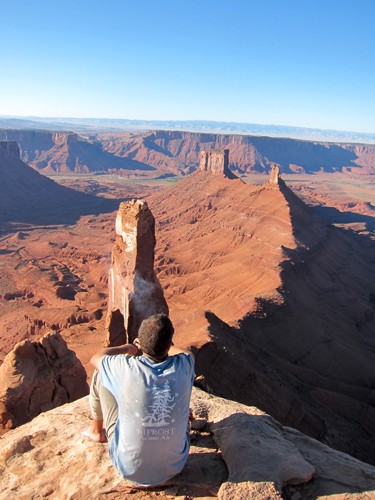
[90, 343, 140, 370]
[133, 338, 142, 354]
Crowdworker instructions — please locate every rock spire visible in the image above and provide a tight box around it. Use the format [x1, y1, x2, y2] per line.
[199, 149, 237, 178]
[105, 199, 168, 346]
[268, 164, 281, 185]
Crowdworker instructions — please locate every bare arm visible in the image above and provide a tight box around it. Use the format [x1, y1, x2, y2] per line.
[90, 343, 139, 370]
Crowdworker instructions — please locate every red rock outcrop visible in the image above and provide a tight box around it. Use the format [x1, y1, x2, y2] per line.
[0, 331, 88, 432]
[199, 149, 237, 179]
[105, 199, 168, 346]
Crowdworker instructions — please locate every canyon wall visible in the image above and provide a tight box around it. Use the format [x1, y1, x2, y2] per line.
[99, 129, 375, 175]
[0, 129, 153, 174]
[0, 139, 121, 223]
[2, 128, 375, 176]
[0, 140, 21, 161]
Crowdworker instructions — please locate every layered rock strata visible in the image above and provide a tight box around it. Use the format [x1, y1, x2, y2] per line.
[4, 128, 375, 176]
[0, 331, 88, 432]
[105, 199, 168, 346]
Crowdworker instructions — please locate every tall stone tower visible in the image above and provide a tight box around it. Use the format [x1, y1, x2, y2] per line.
[199, 149, 237, 179]
[105, 199, 168, 347]
[268, 164, 281, 185]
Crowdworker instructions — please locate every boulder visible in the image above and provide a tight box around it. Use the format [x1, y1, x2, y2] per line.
[0, 331, 88, 432]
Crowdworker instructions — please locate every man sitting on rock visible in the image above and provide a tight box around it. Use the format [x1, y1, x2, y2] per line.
[82, 313, 195, 488]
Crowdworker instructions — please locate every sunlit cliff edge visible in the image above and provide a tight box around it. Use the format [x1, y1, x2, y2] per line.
[1, 388, 375, 499]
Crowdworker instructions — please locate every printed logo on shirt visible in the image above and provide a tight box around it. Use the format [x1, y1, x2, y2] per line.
[141, 380, 176, 428]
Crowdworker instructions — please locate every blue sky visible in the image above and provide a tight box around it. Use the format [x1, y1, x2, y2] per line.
[1, 0, 374, 132]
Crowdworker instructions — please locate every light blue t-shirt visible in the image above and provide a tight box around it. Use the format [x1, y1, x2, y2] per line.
[99, 353, 195, 486]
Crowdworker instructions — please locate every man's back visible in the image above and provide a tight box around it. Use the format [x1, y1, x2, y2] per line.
[100, 352, 194, 486]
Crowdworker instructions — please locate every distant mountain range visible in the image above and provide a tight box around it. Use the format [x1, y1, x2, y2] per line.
[1, 115, 375, 144]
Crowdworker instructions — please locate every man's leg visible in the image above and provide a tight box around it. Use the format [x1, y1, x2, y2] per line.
[82, 369, 118, 442]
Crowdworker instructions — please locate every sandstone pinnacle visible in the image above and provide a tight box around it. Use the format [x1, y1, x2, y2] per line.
[105, 199, 168, 346]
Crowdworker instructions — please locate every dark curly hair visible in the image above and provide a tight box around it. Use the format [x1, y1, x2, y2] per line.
[138, 314, 174, 357]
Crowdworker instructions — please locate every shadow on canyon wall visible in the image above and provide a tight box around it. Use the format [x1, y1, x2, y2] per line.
[248, 138, 359, 172]
[0, 195, 126, 230]
[194, 210, 375, 467]
[313, 205, 375, 232]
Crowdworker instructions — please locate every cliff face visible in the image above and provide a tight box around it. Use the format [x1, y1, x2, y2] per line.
[105, 199, 168, 346]
[0, 331, 88, 433]
[0, 139, 82, 217]
[2, 128, 375, 176]
[0, 140, 121, 223]
[0, 130, 155, 174]
[99, 129, 375, 175]
[0, 140, 21, 161]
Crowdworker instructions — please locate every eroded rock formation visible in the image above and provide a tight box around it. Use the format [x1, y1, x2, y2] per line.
[0, 331, 88, 432]
[105, 199, 168, 346]
[268, 163, 281, 184]
[199, 149, 237, 178]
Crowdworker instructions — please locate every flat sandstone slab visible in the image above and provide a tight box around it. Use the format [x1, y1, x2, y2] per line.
[1, 388, 375, 499]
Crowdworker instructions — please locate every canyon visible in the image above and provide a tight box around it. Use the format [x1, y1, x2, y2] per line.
[1, 136, 375, 497]
[2, 128, 375, 177]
